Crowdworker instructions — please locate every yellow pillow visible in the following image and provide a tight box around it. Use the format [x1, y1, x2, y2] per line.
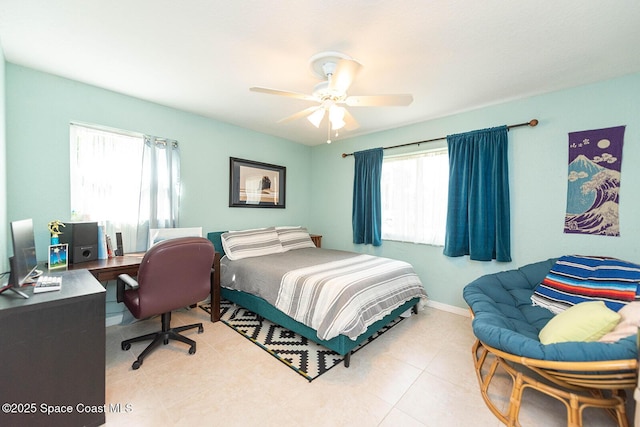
[539, 301, 621, 345]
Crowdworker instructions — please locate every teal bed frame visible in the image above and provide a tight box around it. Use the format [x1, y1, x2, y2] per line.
[208, 232, 420, 366]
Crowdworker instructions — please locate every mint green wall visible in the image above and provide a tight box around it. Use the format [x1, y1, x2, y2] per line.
[309, 73, 640, 309]
[5, 61, 640, 311]
[5, 64, 312, 261]
[0, 43, 7, 272]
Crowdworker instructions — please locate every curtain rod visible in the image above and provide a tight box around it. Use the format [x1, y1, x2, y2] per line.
[341, 119, 539, 158]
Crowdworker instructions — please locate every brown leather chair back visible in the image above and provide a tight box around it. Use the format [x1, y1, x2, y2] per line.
[128, 236, 214, 319]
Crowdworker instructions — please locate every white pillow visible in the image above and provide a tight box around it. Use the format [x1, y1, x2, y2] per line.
[276, 226, 316, 251]
[599, 301, 640, 343]
[221, 227, 284, 260]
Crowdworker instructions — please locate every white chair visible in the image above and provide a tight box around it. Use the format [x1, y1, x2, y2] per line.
[148, 227, 202, 248]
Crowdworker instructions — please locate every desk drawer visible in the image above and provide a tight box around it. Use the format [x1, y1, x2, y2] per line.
[93, 265, 139, 282]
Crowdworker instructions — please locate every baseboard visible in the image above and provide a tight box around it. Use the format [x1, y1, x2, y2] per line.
[105, 313, 123, 327]
[105, 300, 470, 325]
[425, 300, 470, 317]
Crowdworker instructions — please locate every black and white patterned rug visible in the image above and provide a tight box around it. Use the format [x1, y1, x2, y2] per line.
[200, 299, 404, 381]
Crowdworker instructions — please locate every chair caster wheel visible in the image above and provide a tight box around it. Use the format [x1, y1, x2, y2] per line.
[122, 342, 131, 351]
[198, 325, 204, 333]
[189, 346, 196, 355]
[132, 360, 142, 370]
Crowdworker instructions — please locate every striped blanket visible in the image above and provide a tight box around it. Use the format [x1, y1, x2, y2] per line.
[275, 254, 427, 340]
[531, 255, 640, 313]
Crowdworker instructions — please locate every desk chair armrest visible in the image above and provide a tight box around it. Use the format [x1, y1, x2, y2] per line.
[116, 274, 139, 303]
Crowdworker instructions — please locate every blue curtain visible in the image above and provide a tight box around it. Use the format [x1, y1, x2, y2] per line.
[443, 126, 511, 261]
[352, 147, 383, 246]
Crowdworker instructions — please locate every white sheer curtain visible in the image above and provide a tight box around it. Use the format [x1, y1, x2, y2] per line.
[70, 124, 181, 253]
[70, 125, 144, 253]
[381, 148, 449, 246]
[135, 136, 181, 250]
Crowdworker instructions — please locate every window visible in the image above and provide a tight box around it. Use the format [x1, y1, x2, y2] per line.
[70, 123, 180, 252]
[381, 148, 449, 246]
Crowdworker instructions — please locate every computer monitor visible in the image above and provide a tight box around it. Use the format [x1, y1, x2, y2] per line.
[0, 218, 39, 299]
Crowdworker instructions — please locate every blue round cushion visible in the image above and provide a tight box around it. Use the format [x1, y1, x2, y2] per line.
[463, 259, 637, 362]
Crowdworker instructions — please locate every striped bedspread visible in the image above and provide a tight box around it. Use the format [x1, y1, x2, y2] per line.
[275, 254, 427, 340]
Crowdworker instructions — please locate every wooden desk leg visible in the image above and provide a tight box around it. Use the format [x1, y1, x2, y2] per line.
[210, 252, 221, 322]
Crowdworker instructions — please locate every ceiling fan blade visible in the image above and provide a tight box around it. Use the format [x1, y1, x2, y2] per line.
[344, 94, 413, 107]
[328, 59, 362, 94]
[277, 106, 322, 124]
[250, 87, 317, 101]
[343, 109, 360, 131]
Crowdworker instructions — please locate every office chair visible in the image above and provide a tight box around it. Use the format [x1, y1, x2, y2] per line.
[117, 236, 215, 369]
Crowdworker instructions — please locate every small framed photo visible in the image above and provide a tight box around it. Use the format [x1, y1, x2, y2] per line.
[48, 244, 68, 270]
[229, 157, 286, 208]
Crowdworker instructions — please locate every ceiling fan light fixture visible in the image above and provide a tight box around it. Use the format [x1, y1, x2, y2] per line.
[251, 50, 412, 143]
[331, 119, 345, 130]
[329, 106, 346, 130]
[307, 108, 325, 128]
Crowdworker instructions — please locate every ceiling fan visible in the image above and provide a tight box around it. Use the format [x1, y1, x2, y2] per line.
[250, 51, 413, 143]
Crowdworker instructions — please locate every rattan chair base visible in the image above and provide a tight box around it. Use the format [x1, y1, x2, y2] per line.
[472, 339, 637, 427]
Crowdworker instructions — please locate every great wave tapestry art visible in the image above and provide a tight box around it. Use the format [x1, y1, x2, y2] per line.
[564, 126, 625, 236]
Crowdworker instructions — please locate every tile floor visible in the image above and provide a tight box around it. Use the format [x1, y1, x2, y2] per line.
[105, 305, 635, 426]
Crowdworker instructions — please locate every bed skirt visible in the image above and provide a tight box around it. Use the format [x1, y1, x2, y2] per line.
[221, 287, 420, 357]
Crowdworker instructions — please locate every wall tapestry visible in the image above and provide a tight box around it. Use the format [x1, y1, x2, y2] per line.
[564, 125, 625, 236]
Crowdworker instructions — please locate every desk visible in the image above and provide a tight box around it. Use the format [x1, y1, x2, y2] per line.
[0, 269, 105, 427]
[69, 252, 222, 322]
[72, 253, 145, 282]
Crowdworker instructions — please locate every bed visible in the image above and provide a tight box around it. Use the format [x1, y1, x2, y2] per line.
[207, 227, 427, 366]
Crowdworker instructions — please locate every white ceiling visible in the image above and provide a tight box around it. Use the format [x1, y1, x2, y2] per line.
[1, 1, 640, 146]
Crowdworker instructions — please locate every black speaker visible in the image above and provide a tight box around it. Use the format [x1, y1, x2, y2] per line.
[115, 232, 124, 256]
[58, 222, 99, 264]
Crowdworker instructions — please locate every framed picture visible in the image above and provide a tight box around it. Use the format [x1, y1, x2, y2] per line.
[229, 157, 286, 208]
[48, 243, 68, 270]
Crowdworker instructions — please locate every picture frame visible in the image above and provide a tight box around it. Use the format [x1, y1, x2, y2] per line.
[48, 243, 68, 270]
[229, 157, 286, 208]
